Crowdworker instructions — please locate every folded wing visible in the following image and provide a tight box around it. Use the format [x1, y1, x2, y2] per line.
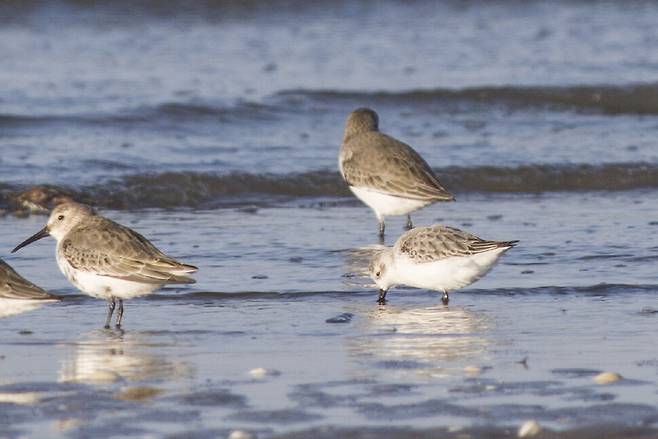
[341, 132, 454, 201]
[61, 219, 198, 285]
[395, 225, 517, 263]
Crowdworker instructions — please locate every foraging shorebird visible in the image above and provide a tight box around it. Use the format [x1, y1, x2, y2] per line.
[12, 201, 197, 328]
[368, 225, 517, 305]
[0, 258, 60, 318]
[339, 108, 454, 238]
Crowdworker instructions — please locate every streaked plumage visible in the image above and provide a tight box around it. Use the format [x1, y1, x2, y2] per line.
[0, 259, 59, 318]
[369, 225, 517, 304]
[12, 201, 197, 328]
[339, 108, 454, 237]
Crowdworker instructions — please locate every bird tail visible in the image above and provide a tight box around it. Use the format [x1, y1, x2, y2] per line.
[171, 263, 198, 275]
[497, 240, 519, 249]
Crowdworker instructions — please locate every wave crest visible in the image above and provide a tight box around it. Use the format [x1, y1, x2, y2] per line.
[280, 84, 658, 115]
[1, 163, 657, 212]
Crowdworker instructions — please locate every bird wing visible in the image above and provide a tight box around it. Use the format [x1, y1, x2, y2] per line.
[0, 260, 58, 300]
[395, 225, 517, 263]
[340, 132, 454, 201]
[61, 219, 197, 285]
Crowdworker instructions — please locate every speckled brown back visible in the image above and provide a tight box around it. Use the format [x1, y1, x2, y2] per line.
[394, 225, 517, 263]
[60, 216, 197, 285]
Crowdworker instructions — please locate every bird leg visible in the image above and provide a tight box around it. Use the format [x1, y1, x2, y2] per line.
[104, 298, 116, 329]
[377, 289, 388, 305]
[405, 215, 413, 230]
[441, 291, 449, 305]
[378, 220, 385, 239]
[115, 299, 124, 328]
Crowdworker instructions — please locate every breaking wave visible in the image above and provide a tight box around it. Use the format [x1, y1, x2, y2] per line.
[1, 163, 657, 212]
[279, 84, 658, 115]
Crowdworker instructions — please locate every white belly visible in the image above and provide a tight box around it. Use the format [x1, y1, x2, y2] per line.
[395, 247, 509, 292]
[349, 186, 431, 219]
[56, 251, 160, 300]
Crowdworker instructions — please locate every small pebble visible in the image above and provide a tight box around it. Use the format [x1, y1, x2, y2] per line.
[594, 372, 622, 384]
[518, 420, 542, 437]
[248, 367, 280, 380]
[464, 365, 482, 377]
[114, 386, 163, 402]
[228, 430, 255, 439]
[325, 313, 354, 324]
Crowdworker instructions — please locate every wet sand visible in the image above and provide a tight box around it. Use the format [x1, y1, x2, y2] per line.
[2, 193, 658, 437]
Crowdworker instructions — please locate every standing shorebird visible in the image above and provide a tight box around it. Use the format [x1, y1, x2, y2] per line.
[0, 258, 60, 318]
[368, 225, 517, 305]
[339, 108, 454, 238]
[12, 202, 197, 328]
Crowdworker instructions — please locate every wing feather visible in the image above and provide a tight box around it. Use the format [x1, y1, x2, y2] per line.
[395, 225, 517, 263]
[340, 132, 454, 201]
[61, 218, 197, 285]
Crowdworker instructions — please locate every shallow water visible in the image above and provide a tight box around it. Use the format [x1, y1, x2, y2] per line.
[2, 0, 658, 437]
[2, 193, 658, 437]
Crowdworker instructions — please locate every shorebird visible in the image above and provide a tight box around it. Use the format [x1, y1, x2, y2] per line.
[12, 201, 197, 328]
[0, 258, 60, 318]
[368, 225, 517, 305]
[339, 108, 454, 238]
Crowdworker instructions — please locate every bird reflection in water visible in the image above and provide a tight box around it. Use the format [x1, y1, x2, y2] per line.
[348, 304, 493, 379]
[59, 329, 193, 385]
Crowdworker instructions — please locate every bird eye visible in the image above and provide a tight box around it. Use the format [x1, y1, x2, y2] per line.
[375, 271, 381, 278]
[58, 215, 64, 221]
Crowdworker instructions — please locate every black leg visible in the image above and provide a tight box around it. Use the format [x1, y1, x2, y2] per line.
[441, 291, 449, 305]
[115, 299, 124, 328]
[378, 220, 385, 239]
[405, 215, 413, 230]
[377, 289, 388, 305]
[104, 298, 116, 329]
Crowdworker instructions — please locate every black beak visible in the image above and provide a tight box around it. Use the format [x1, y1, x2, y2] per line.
[12, 227, 50, 253]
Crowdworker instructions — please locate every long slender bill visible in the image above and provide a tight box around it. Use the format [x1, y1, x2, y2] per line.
[12, 227, 50, 253]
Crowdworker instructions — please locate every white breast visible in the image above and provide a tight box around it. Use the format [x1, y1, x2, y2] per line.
[349, 186, 431, 218]
[55, 247, 160, 300]
[394, 247, 509, 292]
